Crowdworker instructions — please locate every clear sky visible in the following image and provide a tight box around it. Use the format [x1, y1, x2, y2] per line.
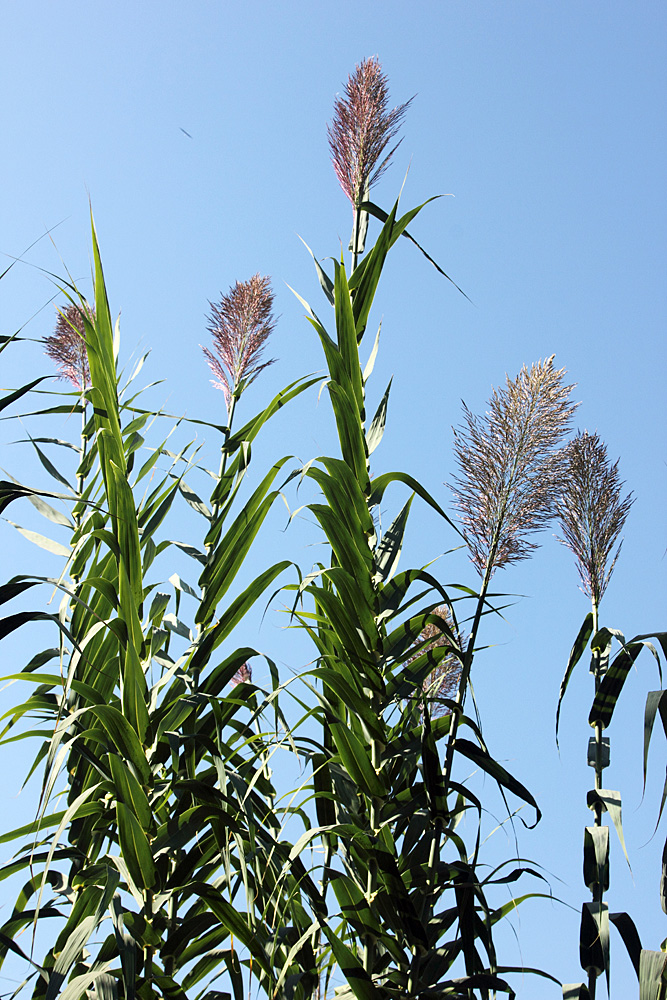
[1, 2, 665, 997]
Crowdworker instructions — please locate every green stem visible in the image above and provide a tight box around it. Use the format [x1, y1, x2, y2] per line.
[588, 598, 602, 1000]
[208, 392, 237, 546]
[442, 554, 495, 795]
[363, 739, 380, 978]
[591, 601, 602, 821]
[144, 888, 154, 992]
[193, 392, 237, 693]
[351, 206, 362, 273]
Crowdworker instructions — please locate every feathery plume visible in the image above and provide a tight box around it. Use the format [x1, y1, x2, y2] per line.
[44, 303, 94, 390]
[555, 431, 634, 605]
[451, 356, 577, 576]
[327, 56, 412, 208]
[202, 274, 276, 411]
[230, 662, 252, 686]
[408, 605, 462, 718]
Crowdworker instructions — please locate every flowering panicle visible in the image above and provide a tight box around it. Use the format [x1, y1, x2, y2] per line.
[408, 605, 462, 718]
[327, 56, 412, 209]
[555, 431, 634, 605]
[202, 274, 276, 411]
[451, 356, 577, 576]
[44, 303, 94, 390]
[230, 662, 252, 686]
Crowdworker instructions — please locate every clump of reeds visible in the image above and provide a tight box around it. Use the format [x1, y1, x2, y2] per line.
[451, 356, 578, 579]
[44, 303, 94, 390]
[202, 274, 276, 414]
[555, 430, 634, 607]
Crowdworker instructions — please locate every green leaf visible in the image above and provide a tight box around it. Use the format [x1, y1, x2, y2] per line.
[5, 520, 71, 558]
[643, 690, 667, 794]
[362, 322, 381, 382]
[171, 540, 207, 565]
[374, 495, 412, 584]
[359, 198, 471, 301]
[178, 479, 211, 519]
[366, 378, 391, 456]
[0, 577, 40, 605]
[369, 470, 459, 533]
[330, 722, 385, 798]
[116, 801, 157, 890]
[189, 561, 291, 675]
[191, 882, 271, 977]
[639, 949, 667, 1000]
[83, 706, 150, 784]
[321, 926, 383, 1000]
[0, 377, 51, 413]
[47, 915, 99, 1000]
[579, 902, 608, 986]
[583, 826, 609, 892]
[298, 235, 335, 306]
[349, 200, 398, 340]
[454, 738, 541, 826]
[609, 911, 642, 978]
[586, 789, 630, 868]
[224, 376, 321, 454]
[589, 641, 644, 730]
[556, 612, 594, 747]
[333, 259, 363, 410]
[27, 435, 73, 490]
[24, 492, 73, 528]
[109, 755, 152, 830]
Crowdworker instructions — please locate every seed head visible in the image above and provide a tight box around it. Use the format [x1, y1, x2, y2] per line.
[327, 56, 412, 208]
[202, 274, 276, 411]
[555, 431, 634, 605]
[451, 357, 577, 576]
[408, 605, 462, 718]
[44, 303, 94, 390]
[230, 662, 252, 686]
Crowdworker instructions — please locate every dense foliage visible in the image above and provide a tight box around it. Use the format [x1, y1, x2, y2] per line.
[0, 59, 664, 1000]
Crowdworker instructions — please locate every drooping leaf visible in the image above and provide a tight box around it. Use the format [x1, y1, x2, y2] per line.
[643, 690, 667, 794]
[454, 738, 541, 827]
[586, 789, 630, 868]
[556, 612, 594, 746]
[609, 911, 642, 978]
[5, 520, 71, 558]
[0, 377, 51, 414]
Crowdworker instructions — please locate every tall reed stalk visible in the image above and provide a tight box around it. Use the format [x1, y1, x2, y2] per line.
[555, 431, 664, 997]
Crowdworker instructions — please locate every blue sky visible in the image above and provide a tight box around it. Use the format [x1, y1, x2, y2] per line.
[1, 2, 665, 997]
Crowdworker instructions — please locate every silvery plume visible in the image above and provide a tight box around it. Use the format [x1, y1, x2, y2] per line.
[44, 303, 94, 390]
[327, 56, 412, 210]
[202, 274, 276, 413]
[555, 430, 634, 605]
[451, 356, 577, 577]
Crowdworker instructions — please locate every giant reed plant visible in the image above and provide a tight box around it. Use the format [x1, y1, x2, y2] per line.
[554, 432, 666, 998]
[0, 221, 321, 1000]
[280, 59, 569, 1000]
